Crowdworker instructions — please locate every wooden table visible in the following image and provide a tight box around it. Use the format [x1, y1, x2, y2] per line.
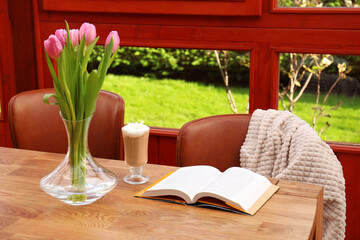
[0, 147, 323, 240]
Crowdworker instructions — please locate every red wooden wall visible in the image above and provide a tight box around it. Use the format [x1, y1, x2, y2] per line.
[0, 0, 16, 147]
[1, 0, 360, 238]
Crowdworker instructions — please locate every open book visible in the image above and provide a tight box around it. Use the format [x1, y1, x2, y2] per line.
[136, 166, 279, 215]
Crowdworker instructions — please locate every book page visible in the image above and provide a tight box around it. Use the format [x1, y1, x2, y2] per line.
[142, 166, 221, 203]
[193, 167, 271, 211]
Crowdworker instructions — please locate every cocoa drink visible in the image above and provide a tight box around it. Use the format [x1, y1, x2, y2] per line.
[122, 123, 150, 168]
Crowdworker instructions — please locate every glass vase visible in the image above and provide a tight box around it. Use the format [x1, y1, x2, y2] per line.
[40, 113, 118, 205]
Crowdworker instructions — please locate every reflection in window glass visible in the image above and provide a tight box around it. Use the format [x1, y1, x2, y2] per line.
[90, 47, 250, 128]
[278, 0, 360, 7]
[279, 53, 360, 143]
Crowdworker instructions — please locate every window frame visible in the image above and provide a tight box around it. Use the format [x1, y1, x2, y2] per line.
[43, 0, 262, 16]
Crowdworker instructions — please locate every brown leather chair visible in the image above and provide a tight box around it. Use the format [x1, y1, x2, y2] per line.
[176, 114, 251, 172]
[8, 88, 125, 160]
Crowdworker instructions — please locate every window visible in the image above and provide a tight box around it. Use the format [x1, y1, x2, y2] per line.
[92, 46, 250, 128]
[278, 52, 360, 143]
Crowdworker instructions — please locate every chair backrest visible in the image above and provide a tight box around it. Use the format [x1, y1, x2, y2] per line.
[8, 88, 125, 160]
[176, 114, 251, 172]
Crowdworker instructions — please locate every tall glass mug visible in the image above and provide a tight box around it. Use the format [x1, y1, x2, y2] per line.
[122, 123, 150, 184]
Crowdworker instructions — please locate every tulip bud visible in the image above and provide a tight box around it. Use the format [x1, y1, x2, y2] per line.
[55, 28, 80, 48]
[105, 31, 120, 53]
[79, 22, 96, 45]
[69, 29, 79, 47]
[55, 29, 67, 47]
[44, 34, 63, 59]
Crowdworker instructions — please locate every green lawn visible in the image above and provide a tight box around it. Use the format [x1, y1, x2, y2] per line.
[284, 93, 360, 144]
[102, 74, 360, 144]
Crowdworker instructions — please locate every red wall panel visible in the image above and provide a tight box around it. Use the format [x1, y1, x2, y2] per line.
[0, 0, 17, 147]
[336, 152, 360, 240]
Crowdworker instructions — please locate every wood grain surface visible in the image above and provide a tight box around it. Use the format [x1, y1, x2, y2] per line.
[0, 147, 323, 240]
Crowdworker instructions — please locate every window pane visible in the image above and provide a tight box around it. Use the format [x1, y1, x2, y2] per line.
[91, 47, 250, 128]
[278, 0, 360, 7]
[279, 53, 360, 143]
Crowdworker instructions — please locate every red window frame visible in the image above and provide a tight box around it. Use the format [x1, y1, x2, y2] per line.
[42, 0, 262, 16]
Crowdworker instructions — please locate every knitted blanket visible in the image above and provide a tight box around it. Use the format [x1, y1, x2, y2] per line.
[240, 109, 346, 240]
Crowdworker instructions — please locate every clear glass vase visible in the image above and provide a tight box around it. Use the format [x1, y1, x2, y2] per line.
[40, 113, 118, 205]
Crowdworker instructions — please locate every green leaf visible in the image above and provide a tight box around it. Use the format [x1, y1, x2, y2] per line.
[61, 21, 78, 107]
[81, 36, 99, 74]
[61, 48, 75, 104]
[74, 37, 86, 99]
[43, 94, 59, 105]
[76, 36, 86, 71]
[57, 55, 65, 89]
[44, 52, 60, 87]
[108, 48, 118, 69]
[43, 57, 66, 111]
[43, 93, 71, 121]
[75, 71, 85, 120]
[64, 20, 76, 53]
[55, 48, 76, 121]
[97, 39, 114, 90]
[65, 21, 71, 45]
[84, 70, 100, 118]
[82, 69, 89, 91]
[52, 73, 62, 97]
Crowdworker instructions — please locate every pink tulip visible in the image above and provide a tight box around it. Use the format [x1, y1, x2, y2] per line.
[69, 29, 79, 47]
[44, 34, 63, 59]
[55, 29, 80, 47]
[79, 22, 96, 45]
[105, 31, 120, 53]
[55, 29, 67, 47]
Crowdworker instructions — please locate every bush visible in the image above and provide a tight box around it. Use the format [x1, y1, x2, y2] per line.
[89, 46, 250, 87]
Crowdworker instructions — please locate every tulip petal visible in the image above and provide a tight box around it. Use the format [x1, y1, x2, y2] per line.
[79, 22, 97, 45]
[55, 29, 67, 47]
[70, 29, 80, 47]
[105, 31, 120, 53]
[44, 35, 63, 59]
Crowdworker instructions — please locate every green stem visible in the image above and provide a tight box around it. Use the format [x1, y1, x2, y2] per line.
[67, 118, 88, 203]
[65, 88, 77, 123]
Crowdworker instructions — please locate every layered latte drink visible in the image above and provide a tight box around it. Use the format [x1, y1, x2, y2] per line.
[122, 123, 150, 184]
